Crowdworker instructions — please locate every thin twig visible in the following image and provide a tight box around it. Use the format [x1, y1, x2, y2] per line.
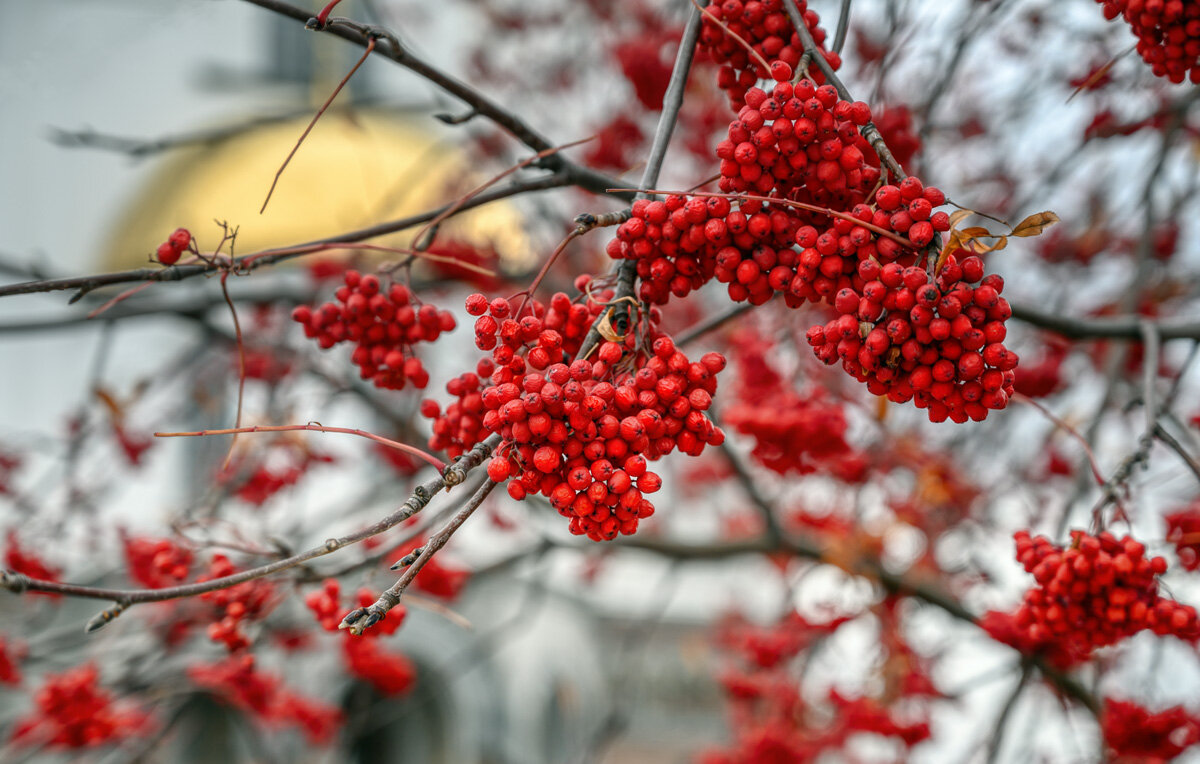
[0, 437, 500, 615]
[261, 37, 375, 213]
[1155, 424, 1200, 485]
[832, 0, 852, 55]
[984, 664, 1032, 764]
[0, 174, 568, 300]
[1012, 393, 1105, 486]
[219, 274, 246, 470]
[675, 301, 757, 346]
[783, 0, 905, 179]
[409, 137, 593, 252]
[243, 0, 628, 200]
[155, 423, 446, 471]
[340, 478, 498, 634]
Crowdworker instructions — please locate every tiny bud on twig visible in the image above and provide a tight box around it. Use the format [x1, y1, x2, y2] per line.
[390, 547, 424, 570]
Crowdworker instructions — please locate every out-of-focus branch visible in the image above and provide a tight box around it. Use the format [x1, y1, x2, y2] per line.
[1009, 303, 1200, 341]
[0, 435, 500, 626]
[610, 534, 1100, 715]
[675, 301, 757, 346]
[48, 104, 394, 159]
[242, 0, 629, 201]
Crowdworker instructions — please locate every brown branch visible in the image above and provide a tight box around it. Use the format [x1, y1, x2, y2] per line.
[242, 0, 629, 201]
[783, 0, 906, 179]
[611, 534, 1100, 715]
[155, 423, 447, 471]
[0, 174, 568, 300]
[576, 4, 703, 360]
[675, 300, 756, 346]
[1, 435, 501, 621]
[1155, 423, 1200, 485]
[1010, 303, 1200, 341]
[260, 37, 375, 213]
[340, 478, 498, 635]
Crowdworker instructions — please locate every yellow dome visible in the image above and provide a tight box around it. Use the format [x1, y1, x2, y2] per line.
[102, 110, 530, 270]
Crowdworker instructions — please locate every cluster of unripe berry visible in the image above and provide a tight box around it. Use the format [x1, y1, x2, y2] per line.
[11, 665, 152, 750]
[990, 530, 1199, 667]
[1097, 0, 1200, 83]
[154, 227, 192, 266]
[292, 270, 456, 391]
[698, 0, 840, 108]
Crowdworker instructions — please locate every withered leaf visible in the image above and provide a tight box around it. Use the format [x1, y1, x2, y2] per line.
[1011, 211, 1060, 237]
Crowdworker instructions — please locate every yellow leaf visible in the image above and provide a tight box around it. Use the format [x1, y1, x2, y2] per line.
[1012, 210, 1060, 237]
[947, 209, 974, 228]
[959, 226, 993, 238]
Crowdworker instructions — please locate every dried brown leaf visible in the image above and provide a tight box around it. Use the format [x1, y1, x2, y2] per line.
[1012, 211, 1060, 237]
[947, 209, 974, 229]
[596, 309, 624, 342]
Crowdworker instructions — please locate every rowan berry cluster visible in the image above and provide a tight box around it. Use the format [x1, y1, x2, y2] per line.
[10, 665, 153, 750]
[723, 330, 855, 475]
[292, 270, 456, 390]
[606, 66, 1014, 422]
[422, 362, 492, 460]
[1166, 501, 1200, 571]
[986, 530, 1200, 668]
[122, 536, 192, 589]
[198, 554, 276, 651]
[187, 655, 342, 744]
[154, 227, 192, 266]
[480, 332, 726, 541]
[432, 287, 726, 541]
[422, 288, 609, 458]
[1102, 698, 1200, 762]
[305, 579, 417, 697]
[807, 249, 1017, 423]
[4, 530, 61, 596]
[717, 81, 879, 207]
[0, 635, 21, 686]
[698, 0, 840, 108]
[1097, 0, 1200, 84]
